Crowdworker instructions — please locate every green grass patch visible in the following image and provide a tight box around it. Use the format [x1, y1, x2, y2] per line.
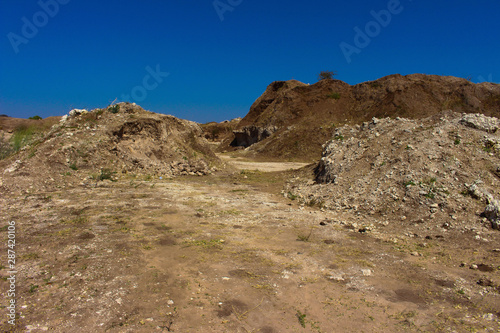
[326, 92, 341, 100]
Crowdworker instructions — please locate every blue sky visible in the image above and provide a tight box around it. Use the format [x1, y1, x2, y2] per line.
[0, 0, 499, 122]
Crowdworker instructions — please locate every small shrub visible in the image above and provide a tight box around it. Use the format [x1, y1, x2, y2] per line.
[98, 169, 116, 181]
[404, 181, 416, 187]
[29, 115, 42, 120]
[334, 134, 344, 141]
[296, 310, 307, 328]
[108, 105, 120, 114]
[425, 191, 435, 199]
[327, 92, 341, 100]
[454, 138, 461, 145]
[69, 163, 78, 171]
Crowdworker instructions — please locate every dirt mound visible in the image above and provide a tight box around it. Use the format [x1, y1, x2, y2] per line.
[201, 117, 241, 142]
[223, 74, 500, 161]
[285, 111, 500, 234]
[0, 103, 221, 194]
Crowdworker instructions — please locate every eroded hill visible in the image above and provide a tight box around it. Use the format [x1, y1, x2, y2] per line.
[0, 103, 221, 194]
[221, 74, 500, 161]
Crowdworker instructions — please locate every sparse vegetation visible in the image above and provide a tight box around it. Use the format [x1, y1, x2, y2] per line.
[11, 124, 39, 152]
[296, 310, 307, 328]
[327, 92, 341, 100]
[95, 168, 116, 182]
[108, 104, 120, 114]
[404, 180, 416, 187]
[0, 134, 14, 159]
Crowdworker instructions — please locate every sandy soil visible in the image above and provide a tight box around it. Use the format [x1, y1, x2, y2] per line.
[218, 154, 309, 172]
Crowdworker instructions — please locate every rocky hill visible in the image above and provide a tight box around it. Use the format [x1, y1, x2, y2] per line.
[285, 112, 500, 235]
[222, 74, 500, 161]
[0, 103, 221, 194]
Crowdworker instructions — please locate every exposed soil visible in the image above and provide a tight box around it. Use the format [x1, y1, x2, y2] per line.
[0, 162, 499, 332]
[217, 155, 309, 172]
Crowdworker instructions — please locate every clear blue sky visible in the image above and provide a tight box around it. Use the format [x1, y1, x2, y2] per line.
[1, 0, 499, 122]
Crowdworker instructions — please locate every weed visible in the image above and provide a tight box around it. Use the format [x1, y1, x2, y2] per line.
[97, 169, 116, 182]
[21, 253, 39, 260]
[183, 239, 225, 249]
[404, 180, 416, 187]
[334, 134, 344, 141]
[296, 310, 307, 328]
[108, 105, 120, 114]
[326, 92, 341, 100]
[29, 284, 39, 293]
[454, 138, 461, 145]
[251, 284, 273, 290]
[0, 134, 14, 159]
[69, 163, 78, 171]
[287, 192, 298, 200]
[297, 227, 314, 242]
[11, 124, 39, 152]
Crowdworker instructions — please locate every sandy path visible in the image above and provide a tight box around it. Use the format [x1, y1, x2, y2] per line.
[218, 154, 310, 172]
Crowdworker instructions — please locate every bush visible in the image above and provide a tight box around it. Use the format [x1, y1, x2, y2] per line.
[318, 71, 337, 81]
[29, 115, 42, 120]
[327, 92, 341, 100]
[108, 105, 120, 114]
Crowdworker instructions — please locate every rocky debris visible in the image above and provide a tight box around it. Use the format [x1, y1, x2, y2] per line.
[460, 113, 500, 133]
[0, 103, 221, 193]
[68, 108, 89, 117]
[231, 125, 278, 147]
[484, 200, 500, 230]
[285, 111, 500, 231]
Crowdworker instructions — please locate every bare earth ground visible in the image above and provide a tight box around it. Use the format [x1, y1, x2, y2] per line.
[217, 155, 309, 172]
[1, 161, 499, 332]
